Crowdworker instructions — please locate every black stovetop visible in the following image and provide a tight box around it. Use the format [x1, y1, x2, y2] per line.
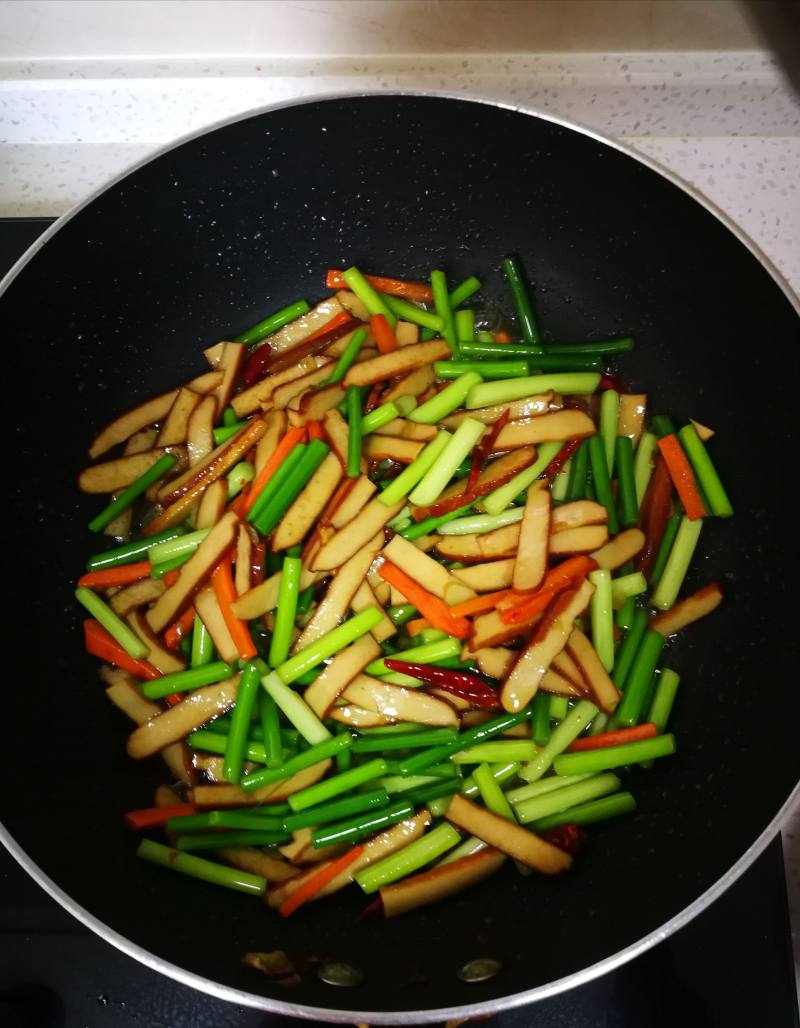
[1, 218, 797, 1028]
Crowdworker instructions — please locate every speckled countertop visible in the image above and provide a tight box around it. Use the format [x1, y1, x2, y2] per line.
[1, 44, 799, 979]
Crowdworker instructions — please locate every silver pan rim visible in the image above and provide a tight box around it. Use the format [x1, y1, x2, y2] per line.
[2, 87, 798, 1025]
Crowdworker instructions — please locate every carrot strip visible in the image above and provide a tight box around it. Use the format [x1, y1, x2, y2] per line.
[370, 313, 397, 354]
[325, 269, 434, 303]
[83, 619, 161, 680]
[124, 803, 196, 830]
[657, 435, 705, 521]
[279, 844, 365, 917]
[307, 420, 326, 442]
[227, 488, 250, 518]
[164, 605, 196, 651]
[449, 589, 514, 618]
[378, 562, 471, 639]
[77, 561, 152, 589]
[212, 558, 257, 660]
[566, 722, 658, 753]
[162, 569, 181, 588]
[497, 556, 598, 614]
[499, 587, 561, 625]
[242, 425, 306, 516]
[399, 593, 514, 637]
[494, 330, 512, 343]
[305, 309, 353, 344]
[543, 556, 598, 593]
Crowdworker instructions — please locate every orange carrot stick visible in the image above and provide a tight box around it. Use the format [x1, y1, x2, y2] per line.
[279, 844, 365, 917]
[83, 619, 161, 680]
[77, 561, 153, 589]
[242, 425, 306, 516]
[378, 562, 471, 639]
[566, 722, 658, 753]
[227, 487, 250, 518]
[304, 309, 353, 344]
[124, 803, 196, 830]
[497, 556, 597, 614]
[325, 269, 434, 303]
[542, 555, 599, 593]
[307, 420, 326, 442]
[494, 330, 512, 343]
[449, 589, 514, 618]
[657, 435, 705, 521]
[164, 605, 196, 651]
[370, 313, 397, 354]
[499, 587, 561, 625]
[212, 558, 257, 660]
[405, 591, 513, 635]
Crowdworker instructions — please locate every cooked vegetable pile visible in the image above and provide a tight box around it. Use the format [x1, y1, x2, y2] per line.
[76, 259, 731, 920]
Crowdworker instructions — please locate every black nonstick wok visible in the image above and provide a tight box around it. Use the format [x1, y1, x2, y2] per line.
[2, 94, 799, 1024]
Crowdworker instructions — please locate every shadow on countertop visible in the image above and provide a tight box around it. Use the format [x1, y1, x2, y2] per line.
[744, 0, 800, 94]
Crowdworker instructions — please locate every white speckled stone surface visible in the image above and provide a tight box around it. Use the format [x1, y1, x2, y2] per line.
[1, 43, 799, 982]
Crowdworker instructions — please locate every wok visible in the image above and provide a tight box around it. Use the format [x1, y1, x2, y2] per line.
[2, 94, 799, 1024]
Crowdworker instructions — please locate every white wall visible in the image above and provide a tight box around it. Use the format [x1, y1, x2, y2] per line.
[0, 0, 761, 59]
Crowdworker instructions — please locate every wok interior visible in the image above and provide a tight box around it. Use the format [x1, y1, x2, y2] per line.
[4, 96, 799, 1017]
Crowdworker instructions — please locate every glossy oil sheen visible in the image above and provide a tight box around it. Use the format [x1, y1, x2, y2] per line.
[2, 96, 799, 1017]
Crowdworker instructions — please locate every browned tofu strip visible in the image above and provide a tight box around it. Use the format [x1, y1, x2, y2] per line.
[146, 511, 239, 633]
[344, 339, 451, 387]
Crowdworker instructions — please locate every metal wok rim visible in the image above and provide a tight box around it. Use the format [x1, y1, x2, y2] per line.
[2, 88, 798, 1025]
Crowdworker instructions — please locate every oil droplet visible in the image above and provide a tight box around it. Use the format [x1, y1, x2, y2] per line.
[318, 961, 365, 988]
[458, 957, 502, 983]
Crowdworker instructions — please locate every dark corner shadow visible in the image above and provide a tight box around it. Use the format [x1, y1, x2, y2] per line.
[743, 0, 800, 95]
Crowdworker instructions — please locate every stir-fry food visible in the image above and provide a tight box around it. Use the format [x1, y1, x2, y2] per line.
[76, 259, 732, 920]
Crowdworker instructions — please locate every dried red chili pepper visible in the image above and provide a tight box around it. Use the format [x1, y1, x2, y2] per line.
[540, 823, 586, 854]
[241, 342, 273, 390]
[467, 409, 511, 494]
[538, 437, 582, 482]
[635, 454, 674, 579]
[383, 659, 501, 710]
[598, 372, 622, 392]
